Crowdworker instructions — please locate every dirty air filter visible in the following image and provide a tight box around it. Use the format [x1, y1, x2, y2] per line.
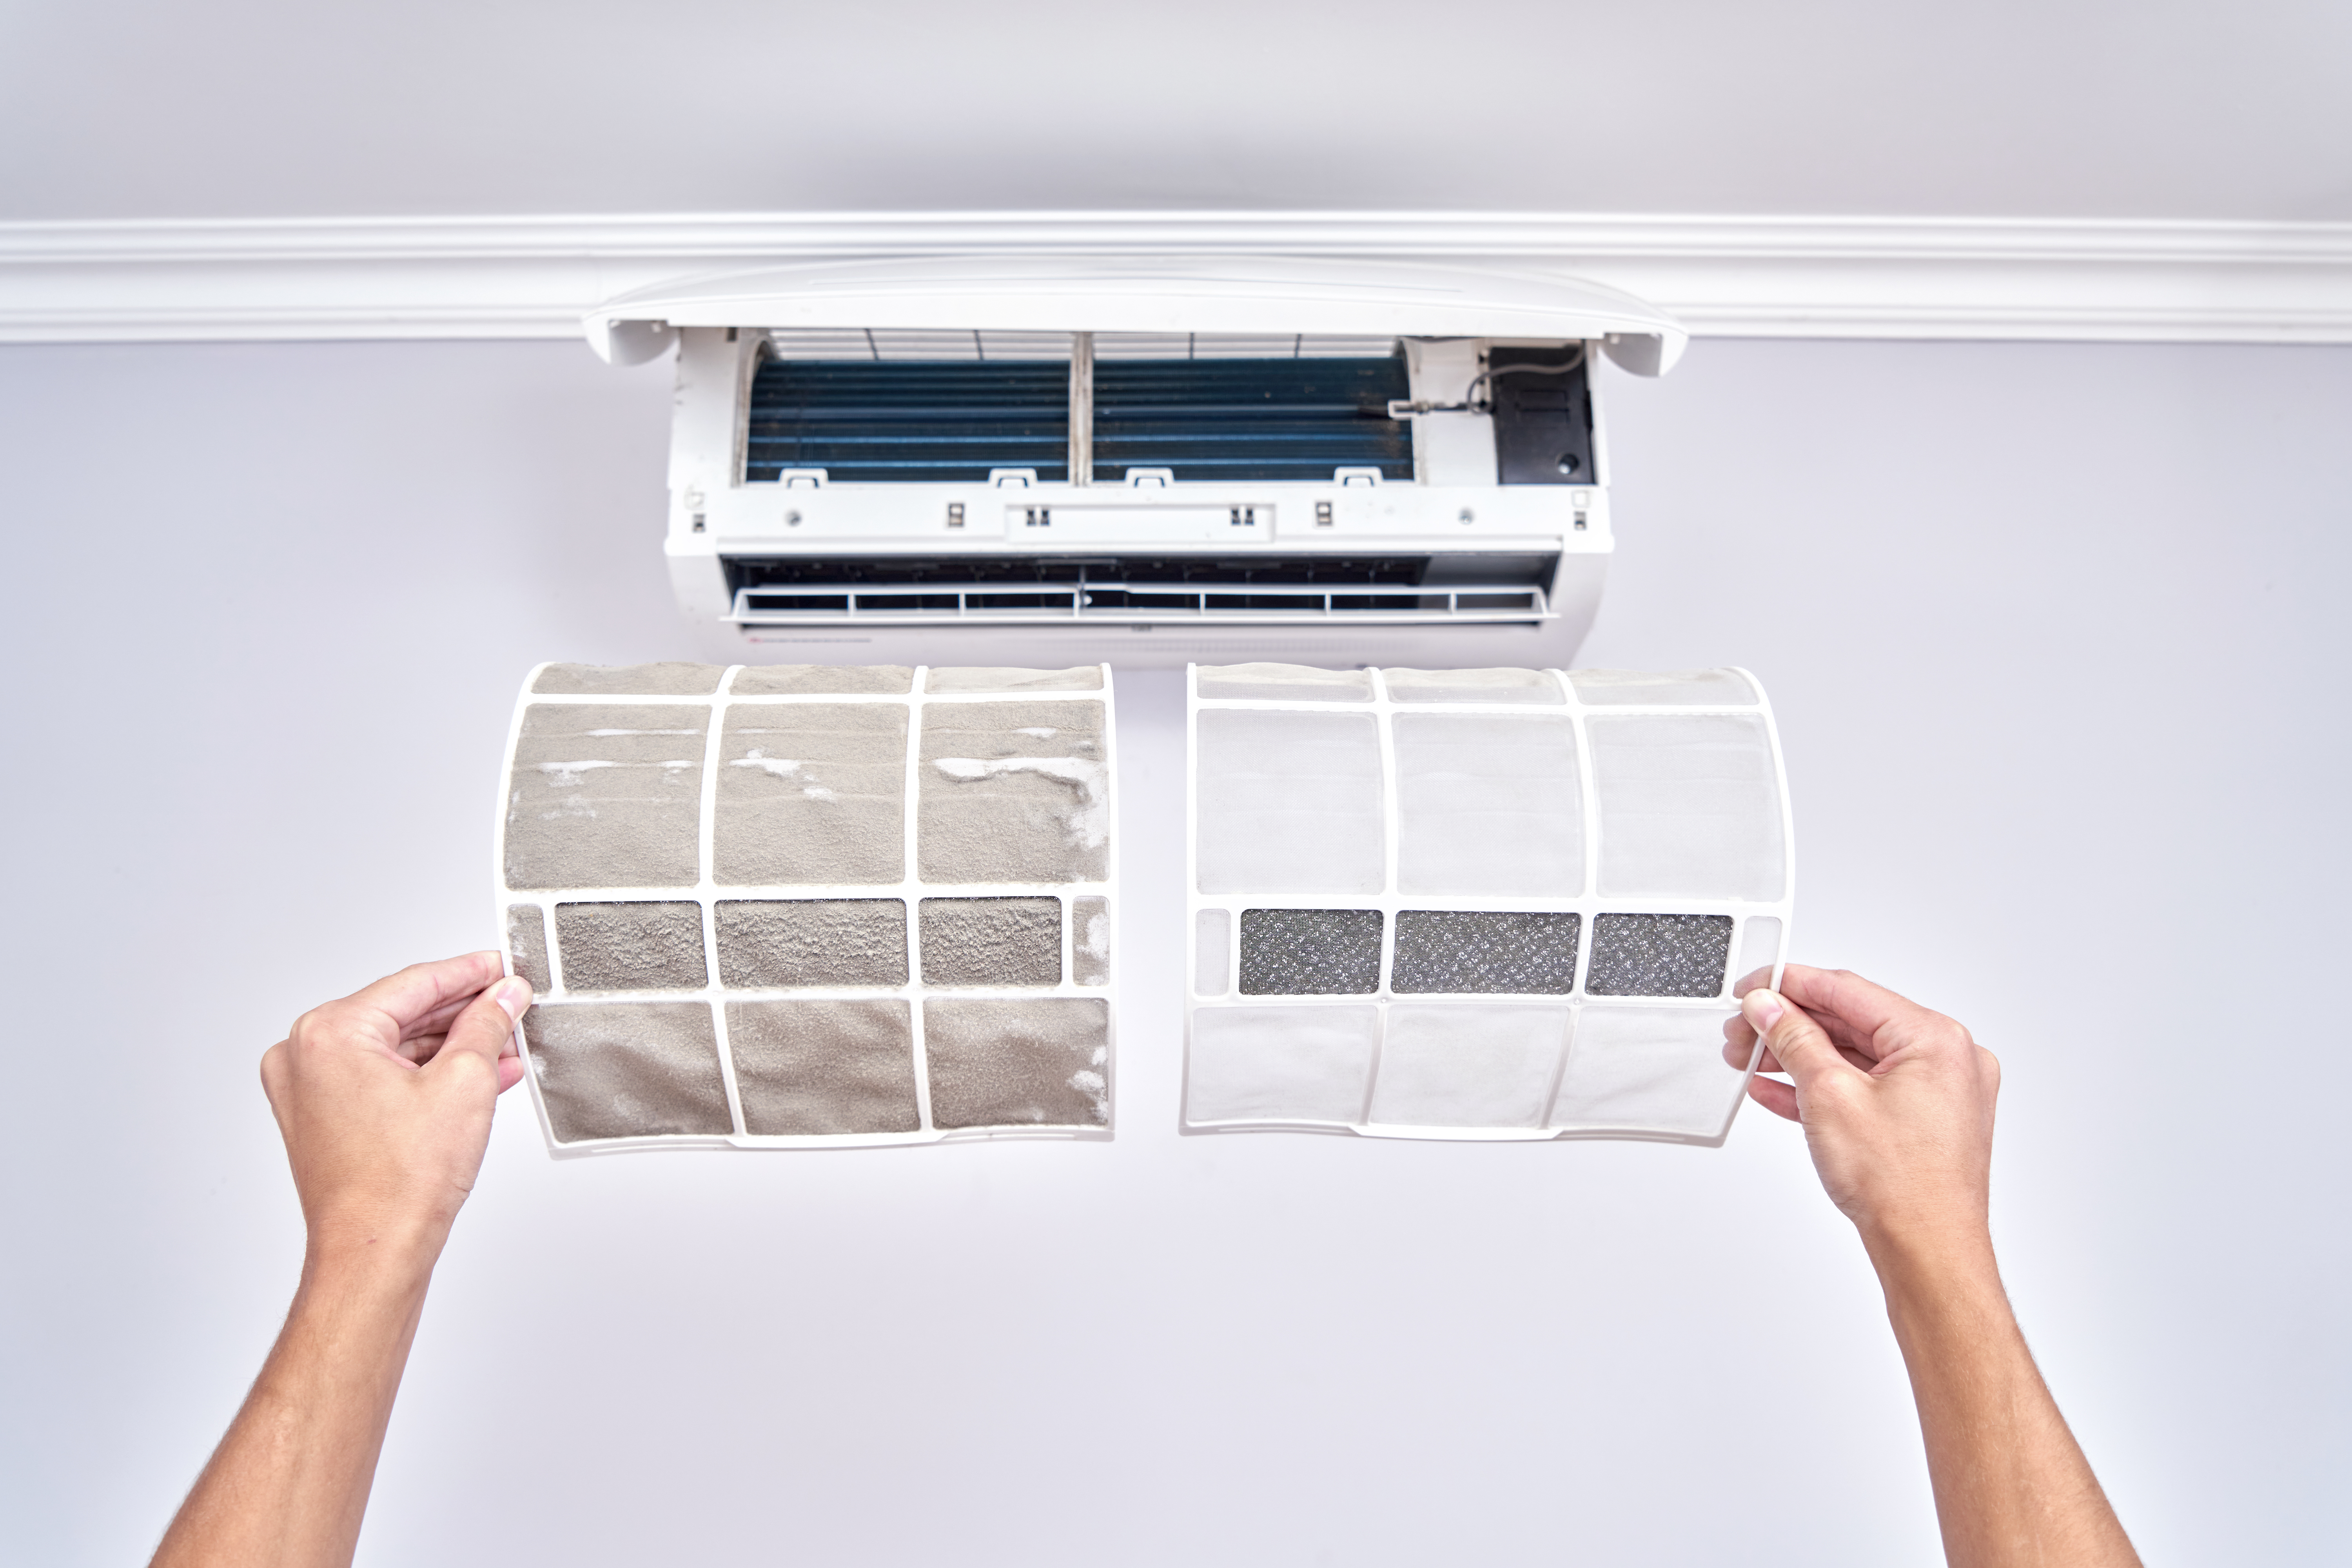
[1183, 662, 1793, 1145]
[496, 660, 1115, 1152]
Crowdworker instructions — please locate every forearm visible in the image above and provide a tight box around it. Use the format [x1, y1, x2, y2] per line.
[1866, 1225, 2138, 1568]
[152, 1236, 438, 1568]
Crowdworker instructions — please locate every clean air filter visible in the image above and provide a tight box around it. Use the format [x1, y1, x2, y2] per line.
[496, 661, 1115, 1153]
[1183, 663, 1791, 1145]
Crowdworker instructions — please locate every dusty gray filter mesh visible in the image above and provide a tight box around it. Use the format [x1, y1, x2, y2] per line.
[715, 702, 909, 886]
[918, 700, 1108, 884]
[729, 664, 913, 695]
[715, 899, 907, 988]
[505, 703, 708, 890]
[553, 902, 710, 990]
[920, 897, 1062, 986]
[923, 998, 1110, 1128]
[532, 661, 726, 696]
[506, 905, 550, 993]
[499, 661, 1117, 1148]
[525, 1003, 733, 1140]
[725, 1000, 920, 1135]
[1390, 910, 1582, 995]
[1585, 913, 1735, 997]
[1238, 908, 1385, 995]
[1071, 895, 1110, 986]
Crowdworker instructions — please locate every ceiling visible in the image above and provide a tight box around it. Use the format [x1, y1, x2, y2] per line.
[2, 0, 2348, 223]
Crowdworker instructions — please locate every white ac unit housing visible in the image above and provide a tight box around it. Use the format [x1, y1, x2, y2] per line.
[585, 256, 1687, 669]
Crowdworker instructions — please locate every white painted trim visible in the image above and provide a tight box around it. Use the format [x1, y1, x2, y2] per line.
[3, 211, 2350, 346]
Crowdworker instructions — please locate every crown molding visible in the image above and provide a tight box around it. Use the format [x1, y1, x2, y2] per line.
[3, 211, 2349, 347]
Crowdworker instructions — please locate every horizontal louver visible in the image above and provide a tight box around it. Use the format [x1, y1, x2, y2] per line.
[722, 553, 1557, 624]
[761, 330, 1398, 362]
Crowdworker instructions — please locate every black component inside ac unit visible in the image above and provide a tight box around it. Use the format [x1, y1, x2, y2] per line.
[746, 359, 1071, 484]
[1486, 347, 1594, 485]
[1091, 355, 1414, 483]
[724, 551, 1557, 614]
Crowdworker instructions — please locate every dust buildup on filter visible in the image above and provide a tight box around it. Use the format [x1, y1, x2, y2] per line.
[524, 1003, 733, 1141]
[1194, 662, 1373, 703]
[725, 1000, 920, 1135]
[1588, 713, 1785, 900]
[714, 702, 908, 886]
[503, 703, 708, 890]
[728, 664, 913, 695]
[1584, 913, 1735, 997]
[531, 661, 726, 696]
[918, 701, 1108, 884]
[919, 897, 1062, 987]
[553, 902, 710, 990]
[1194, 708, 1384, 895]
[1237, 908, 1384, 995]
[715, 899, 907, 988]
[505, 905, 551, 993]
[1071, 896, 1110, 986]
[1393, 713, 1583, 896]
[1390, 910, 1581, 995]
[922, 998, 1110, 1128]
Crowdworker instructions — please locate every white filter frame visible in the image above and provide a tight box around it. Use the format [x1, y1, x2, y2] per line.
[1182, 664, 1793, 1145]
[494, 663, 1118, 1155]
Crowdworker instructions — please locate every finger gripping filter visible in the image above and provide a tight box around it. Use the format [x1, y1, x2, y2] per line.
[494, 661, 1116, 1154]
[1183, 663, 1791, 1144]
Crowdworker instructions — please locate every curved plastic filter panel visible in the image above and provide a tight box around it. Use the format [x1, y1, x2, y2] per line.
[496, 661, 1115, 1153]
[1184, 663, 1791, 1145]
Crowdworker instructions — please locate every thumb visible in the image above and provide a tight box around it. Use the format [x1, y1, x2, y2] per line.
[1742, 988, 1858, 1094]
[425, 976, 531, 1080]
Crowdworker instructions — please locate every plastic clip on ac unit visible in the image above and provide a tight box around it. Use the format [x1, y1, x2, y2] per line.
[583, 255, 1688, 669]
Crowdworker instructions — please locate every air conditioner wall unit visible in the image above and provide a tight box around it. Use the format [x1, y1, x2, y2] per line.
[586, 256, 1687, 669]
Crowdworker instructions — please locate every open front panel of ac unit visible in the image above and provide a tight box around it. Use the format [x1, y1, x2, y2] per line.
[603, 258, 1681, 668]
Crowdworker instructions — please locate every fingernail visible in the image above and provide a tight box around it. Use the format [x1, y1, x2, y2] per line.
[1744, 989, 1785, 1032]
[492, 977, 531, 1021]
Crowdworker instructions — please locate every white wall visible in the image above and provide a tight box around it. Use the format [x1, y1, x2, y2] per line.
[2, 0, 2349, 220]
[0, 336, 2343, 1565]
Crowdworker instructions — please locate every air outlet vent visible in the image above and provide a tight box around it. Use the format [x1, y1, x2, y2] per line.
[722, 552, 1557, 626]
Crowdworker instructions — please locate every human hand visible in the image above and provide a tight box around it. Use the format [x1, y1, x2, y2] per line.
[259, 952, 531, 1267]
[1722, 965, 2001, 1250]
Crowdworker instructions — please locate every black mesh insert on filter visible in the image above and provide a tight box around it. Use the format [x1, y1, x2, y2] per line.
[1585, 914, 1735, 998]
[1390, 910, 1582, 995]
[746, 359, 1071, 484]
[1238, 908, 1385, 995]
[1093, 355, 1413, 483]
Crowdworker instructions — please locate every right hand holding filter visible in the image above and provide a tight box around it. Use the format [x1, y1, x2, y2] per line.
[1726, 966, 2143, 1568]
